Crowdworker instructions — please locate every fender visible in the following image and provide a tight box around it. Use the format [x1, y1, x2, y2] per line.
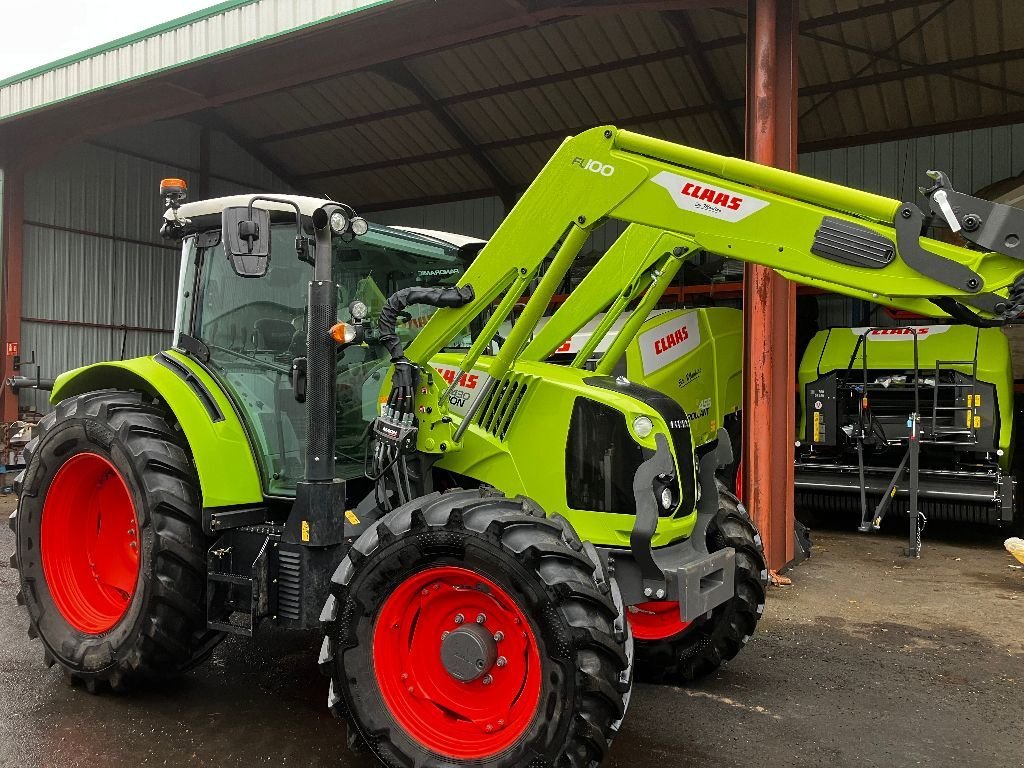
[50, 350, 263, 508]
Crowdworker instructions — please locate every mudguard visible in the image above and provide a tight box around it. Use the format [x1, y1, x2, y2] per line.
[50, 350, 263, 508]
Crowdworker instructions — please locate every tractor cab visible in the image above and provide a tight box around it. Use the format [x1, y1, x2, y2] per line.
[167, 192, 477, 495]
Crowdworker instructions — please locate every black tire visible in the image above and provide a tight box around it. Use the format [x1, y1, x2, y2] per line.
[320, 488, 631, 768]
[10, 390, 221, 691]
[633, 484, 767, 683]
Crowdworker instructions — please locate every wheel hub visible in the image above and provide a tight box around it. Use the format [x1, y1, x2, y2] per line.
[440, 622, 497, 681]
[372, 565, 541, 759]
[40, 452, 140, 634]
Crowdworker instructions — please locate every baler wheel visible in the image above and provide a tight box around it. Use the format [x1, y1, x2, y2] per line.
[320, 488, 632, 768]
[10, 390, 221, 691]
[631, 483, 767, 683]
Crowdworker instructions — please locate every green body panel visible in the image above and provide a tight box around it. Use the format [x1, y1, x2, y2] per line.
[797, 325, 1014, 466]
[50, 350, 264, 508]
[427, 353, 698, 548]
[623, 308, 743, 449]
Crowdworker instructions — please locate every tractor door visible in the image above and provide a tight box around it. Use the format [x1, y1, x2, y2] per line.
[179, 221, 468, 496]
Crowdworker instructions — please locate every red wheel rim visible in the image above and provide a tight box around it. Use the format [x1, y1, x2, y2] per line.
[40, 452, 140, 634]
[372, 565, 542, 759]
[627, 601, 690, 641]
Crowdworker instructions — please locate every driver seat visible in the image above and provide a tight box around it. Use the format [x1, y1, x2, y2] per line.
[254, 318, 296, 353]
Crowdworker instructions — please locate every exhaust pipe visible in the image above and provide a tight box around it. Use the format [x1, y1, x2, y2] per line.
[6, 376, 55, 392]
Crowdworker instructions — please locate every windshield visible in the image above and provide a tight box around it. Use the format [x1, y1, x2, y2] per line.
[185, 221, 466, 495]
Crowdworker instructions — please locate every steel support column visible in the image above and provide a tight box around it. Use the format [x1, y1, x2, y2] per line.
[0, 166, 24, 423]
[742, 0, 797, 571]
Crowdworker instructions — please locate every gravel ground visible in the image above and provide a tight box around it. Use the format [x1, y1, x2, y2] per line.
[1, 493, 1021, 768]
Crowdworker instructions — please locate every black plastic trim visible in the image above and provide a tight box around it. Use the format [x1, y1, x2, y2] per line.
[812, 216, 895, 268]
[155, 352, 225, 423]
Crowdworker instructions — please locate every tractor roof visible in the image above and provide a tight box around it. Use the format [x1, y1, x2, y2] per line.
[390, 227, 487, 249]
[176, 194, 334, 219]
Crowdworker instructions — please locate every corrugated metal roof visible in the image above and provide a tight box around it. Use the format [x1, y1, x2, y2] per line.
[182, 0, 1024, 212]
[0, 0, 396, 122]
[5, 0, 1024, 213]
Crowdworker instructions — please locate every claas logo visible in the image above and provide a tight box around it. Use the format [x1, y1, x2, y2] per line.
[438, 367, 479, 389]
[654, 326, 689, 355]
[679, 181, 743, 211]
[869, 328, 930, 336]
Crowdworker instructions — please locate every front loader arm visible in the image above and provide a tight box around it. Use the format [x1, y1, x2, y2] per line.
[406, 125, 1024, 371]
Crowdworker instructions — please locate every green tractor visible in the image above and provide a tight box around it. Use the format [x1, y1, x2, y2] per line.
[12, 127, 1024, 768]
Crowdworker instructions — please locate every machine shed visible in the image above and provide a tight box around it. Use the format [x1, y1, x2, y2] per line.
[3, 0, 1024, 570]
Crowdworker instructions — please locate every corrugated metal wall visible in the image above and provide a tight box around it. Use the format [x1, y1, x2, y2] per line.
[19, 118, 288, 412]
[374, 122, 1024, 329]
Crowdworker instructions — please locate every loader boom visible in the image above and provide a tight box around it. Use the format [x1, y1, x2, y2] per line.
[406, 126, 1024, 378]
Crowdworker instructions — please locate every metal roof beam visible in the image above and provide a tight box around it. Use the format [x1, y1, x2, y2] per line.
[255, 46, 692, 145]
[252, 0, 953, 149]
[800, 28, 1024, 101]
[375, 60, 518, 211]
[799, 0, 956, 121]
[297, 45, 1024, 185]
[189, 109, 306, 192]
[661, 9, 743, 154]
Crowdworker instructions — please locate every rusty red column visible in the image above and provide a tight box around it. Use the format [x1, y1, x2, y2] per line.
[742, 0, 798, 571]
[1, 166, 25, 424]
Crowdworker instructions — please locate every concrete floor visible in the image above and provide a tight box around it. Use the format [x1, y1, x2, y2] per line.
[1, 493, 1022, 768]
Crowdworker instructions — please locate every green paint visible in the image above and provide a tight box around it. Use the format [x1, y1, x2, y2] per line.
[51, 351, 263, 508]
[427, 353, 699, 548]
[404, 125, 1024, 552]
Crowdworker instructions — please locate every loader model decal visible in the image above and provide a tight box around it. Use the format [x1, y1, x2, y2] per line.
[651, 171, 769, 222]
[433, 365, 487, 416]
[638, 312, 701, 375]
[571, 156, 615, 176]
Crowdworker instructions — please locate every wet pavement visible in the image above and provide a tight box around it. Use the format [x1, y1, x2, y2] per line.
[2, 493, 1022, 768]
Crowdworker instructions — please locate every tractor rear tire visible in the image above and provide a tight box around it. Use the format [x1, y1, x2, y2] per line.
[320, 488, 631, 768]
[631, 484, 767, 683]
[10, 390, 220, 691]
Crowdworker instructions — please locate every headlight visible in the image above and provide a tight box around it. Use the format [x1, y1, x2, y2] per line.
[660, 486, 674, 510]
[329, 211, 349, 233]
[350, 216, 369, 236]
[633, 415, 654, 439]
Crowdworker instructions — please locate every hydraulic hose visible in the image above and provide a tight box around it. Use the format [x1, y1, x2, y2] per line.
[378, 285, 475, 362]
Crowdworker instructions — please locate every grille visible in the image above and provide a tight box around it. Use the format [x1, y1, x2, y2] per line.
[277, 547, 302, 621]
[476, 373, 530, 440]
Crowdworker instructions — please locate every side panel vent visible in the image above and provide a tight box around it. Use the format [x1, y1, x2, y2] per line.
[277, 548, 302, 621]
[476, 373, 531, 440]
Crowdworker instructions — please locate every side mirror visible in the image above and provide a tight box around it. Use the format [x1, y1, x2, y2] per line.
[223, 206, 271, 277]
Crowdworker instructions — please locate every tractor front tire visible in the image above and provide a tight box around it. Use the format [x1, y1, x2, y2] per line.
[10, 390, 219, 691]
[320, 488, 631, 768]
[631, 484, 767, 683]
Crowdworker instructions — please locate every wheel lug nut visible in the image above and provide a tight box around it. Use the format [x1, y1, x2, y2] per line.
[497, 719, 505, 727]
[401, 673, 408, 680]
[493, 631, 504, 641]
[441, 631, 449, 639]
[496, 656, 507, 667]
[408, 686, 415, 694]
[482, 674, 493, 685]
[485, 724, 494, 732]
[476, 613, 486, 624]
[421, 589, 429, 596]
[454, 613, 464, 625]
